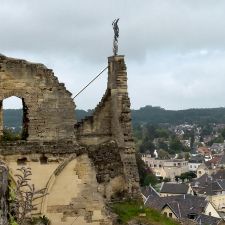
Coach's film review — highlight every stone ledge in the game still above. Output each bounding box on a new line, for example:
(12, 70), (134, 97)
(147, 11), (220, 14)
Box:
(0, 141), (86, 155)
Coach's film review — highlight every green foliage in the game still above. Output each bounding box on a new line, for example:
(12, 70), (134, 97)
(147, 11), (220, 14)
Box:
(9, 217), (19, 225)
(168, 137), (183, 154)
(213, 135), (224, 143)
(9, 185), (16, 201)
(111, 201), (144, 223)
(221, 128), (225, 139)
(183, 130), (195, 148)
(136, 153), (148, 186)
(2, 128), (21, 141)
(5, 107), (225, 132)
(30, 216), (50, 225)
(158, 141), (168, 151)
(139, 139), (155, 154)
(75, 109), (93, 121)
(136, 124), (171, 154)
(158, 149), (170, 159)
(133, 124), (143, 140)
(144, 124), (170, 140)
(184, 152), (190, 161)
(143, 174), (158, 187)
(3, 109), (23, 130)
(175, 171), (197, 182)
(201, 124), (213, 136)
(208, 134), (224, 145)
(111, 201), (179, 225)
(3, 109), (93, 126)
(135, 153), (159, 187)
(132, 106), (225, 125)
(155, 128), (169, 139)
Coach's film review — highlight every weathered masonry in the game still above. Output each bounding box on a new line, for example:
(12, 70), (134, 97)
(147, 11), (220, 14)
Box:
(0, 54), (76, 142)
(0, 54), (140, 225)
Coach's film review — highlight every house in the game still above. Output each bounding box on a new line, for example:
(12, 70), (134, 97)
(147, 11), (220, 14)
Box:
(218, 152), (225, 168)
(160, 182), (194, 197)
(188, 155), (204, 172)
(197, 147), (212, 161)
(196, 163), (211, 178)
(206, 155), (223, 169)
(204, 151), (225, 169)
(141, 185), (159, 202)
(195, 214), (225, 225)
(213, 169), (225, 180)
(141, 155), (188, 180)
(211, 143), (225, 154)
(191, 174), (225, 212)
(145, 194), (222, 224)
(161, 196), (220, 219)
(181, 139), (191, 148)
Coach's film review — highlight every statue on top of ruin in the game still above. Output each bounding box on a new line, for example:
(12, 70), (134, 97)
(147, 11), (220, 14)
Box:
(112, 18), (120, 56)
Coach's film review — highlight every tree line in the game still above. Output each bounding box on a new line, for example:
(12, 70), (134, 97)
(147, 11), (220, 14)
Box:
(4, 106), (225, 128)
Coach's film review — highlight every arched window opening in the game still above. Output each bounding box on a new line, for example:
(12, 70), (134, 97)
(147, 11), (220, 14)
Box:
(40, 155), (48, 164)
(0, 96), (29, 141)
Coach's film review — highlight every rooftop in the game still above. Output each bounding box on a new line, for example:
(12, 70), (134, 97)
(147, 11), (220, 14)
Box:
(160, 182), (190, 194)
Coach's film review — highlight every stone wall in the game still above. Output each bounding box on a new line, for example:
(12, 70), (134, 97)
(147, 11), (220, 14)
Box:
(75, 89), (112, 145)
(0, 54), (141, 224)
(1, 150), (112, 225)
(0, 140), (134, 201)
(0, 54), (76, 142)
(0, 162), (8, 225)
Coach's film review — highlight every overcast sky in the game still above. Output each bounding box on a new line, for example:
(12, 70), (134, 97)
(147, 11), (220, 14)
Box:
(1, 0), (225, 110)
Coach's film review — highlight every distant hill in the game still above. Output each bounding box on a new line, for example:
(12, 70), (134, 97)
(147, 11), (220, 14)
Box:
(131, 106), (225, 125)
(3, 109), (23, 128)
(3, 109), (92, 129)
(3, 106), (225, 129)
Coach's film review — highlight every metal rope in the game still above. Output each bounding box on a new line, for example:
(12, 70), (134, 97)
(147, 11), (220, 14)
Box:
(73, 66), (108, 99)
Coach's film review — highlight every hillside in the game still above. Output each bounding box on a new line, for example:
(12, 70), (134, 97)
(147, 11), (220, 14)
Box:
(111, 201), (179, 225)
(132, 105), (225, 125)
(4, 106), (225, 129)
(3, 109), (23, 128)
(2, 109), (92, 129)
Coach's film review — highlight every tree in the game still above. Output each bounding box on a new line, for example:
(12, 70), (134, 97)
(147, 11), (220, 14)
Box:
(158, 149), (170, 159)
(176, 171), (197, 182)
(221, 128), (225, 139)
(155, 128), (169, 139)
(135, 153), (148, 186)
(184, 152), (190, 161)
(201, 124), (213, 136)
(145, 124), (157, 140)
(143, 173), (158, 187)
(169, 136), (183, 154)
(135, 153), (158, 187)
(158, 141), (168, 151)
(2, 128), (21, 141)
(139, 139), (155, 154)
(209, 135), (224, 145)
(214, 134), (224, 143)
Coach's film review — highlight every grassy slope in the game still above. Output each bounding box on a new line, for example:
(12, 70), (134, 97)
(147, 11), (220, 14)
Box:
(111, 201), (179, 225)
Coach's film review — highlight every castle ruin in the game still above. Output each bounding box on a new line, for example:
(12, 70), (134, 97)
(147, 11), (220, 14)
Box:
(0, 54), (140, 224)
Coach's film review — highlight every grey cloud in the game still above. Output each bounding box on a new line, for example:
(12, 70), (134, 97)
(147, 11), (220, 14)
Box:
(128, 50), (225, 109)
(1, 0), (225, 110)
(1, 0), (225, 62)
